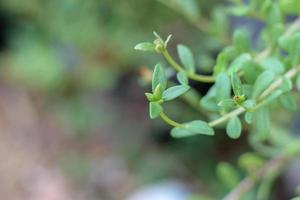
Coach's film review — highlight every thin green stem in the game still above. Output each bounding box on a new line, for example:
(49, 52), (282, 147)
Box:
(160, 112), (184, 128)
(162, 49), (215, 83)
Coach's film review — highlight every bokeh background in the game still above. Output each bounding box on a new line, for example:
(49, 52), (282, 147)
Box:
(0, 0), (299, 200)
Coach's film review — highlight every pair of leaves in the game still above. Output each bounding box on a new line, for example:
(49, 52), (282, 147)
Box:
(171, 120), (214, 138)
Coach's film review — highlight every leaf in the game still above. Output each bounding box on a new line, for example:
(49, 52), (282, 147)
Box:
(233, 30), (250, 53)
(231, 72), (243, 96)
(134, 42), (156, 52)
(279, 93), (297, 111)
(245, 112), (254, 124)
(260, 57), (284, 75)
(238, 152), (265, 174)
(145, 93), (154, 101)
(226, 116), (242, 139)
(177, 71), (188, 85)
(171, 120), (214, 138)
(228, 53), (251, 73)
(177, 44), (195, 73)
(184, 120), (214, 136)
(252, 70), (275, 98)
(296, 74), (300, 91)
(162, 85), (190, 101)
(218, 99), (236, 109)
(216, 73), (231, 102)
(216, 162), (240, 189)
(243, 99), (256, 110)
(280, 77), (293, 93)
(254, 107), (270, 140)
(152, 64), (167, 92)
(149, 102), (162, 119)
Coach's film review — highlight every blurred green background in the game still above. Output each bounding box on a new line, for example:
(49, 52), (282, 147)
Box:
(0, 0), (295, 200)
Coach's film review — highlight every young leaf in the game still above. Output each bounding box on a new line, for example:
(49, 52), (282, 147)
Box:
(177, 71), (188, 85)
(177, 44), (195, 73)
(280, 77), (293, 93)
(245, 112), (254, 124)
(162, 85), (190, 101)
(134, 42), (156, 52)
(216, 73), (231, 102)
(218, 99), (236, 109)
(279, 93), (297, 111)
(228, 53), (251, 73)
(145, 93), (154, 101)
(296, 74), (300, 91)
(252, 70), (275, 98)
(185, 120), (215, 136)
(149, 102), (163, 119)
(254, 107), (270, 140)
(152, 64), (167, 92)
(171, 127), (194, 138)
(260, 57), (284, 75)
(243, 99), (256, 111)
(216, 162), (240, 189)
(238, 152), (265, 174)
(231, 72), (243, 96)
(233, 30), (250, 53)
(226, 116), (242, 139)
(171, 120), (214, 138)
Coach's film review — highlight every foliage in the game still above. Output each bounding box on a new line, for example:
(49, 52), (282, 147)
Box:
(135, 0), (300, 199)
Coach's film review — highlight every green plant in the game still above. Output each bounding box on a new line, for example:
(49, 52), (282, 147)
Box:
(135, 0), (300, 199)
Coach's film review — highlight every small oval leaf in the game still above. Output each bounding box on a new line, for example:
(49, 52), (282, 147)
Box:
(177, 44), (195, 73)
(226, 116), (242, 139)
(162, 85), (190, 101)
(152, 64), (167, 92)
(149, 102), (163, 119)
(252, 70), (275, 98)
(134, 42), (156, 52)
(177, 71), (189, 85)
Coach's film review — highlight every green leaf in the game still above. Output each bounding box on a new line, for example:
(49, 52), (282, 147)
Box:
(171, 120), (214, 138)
(245, 112), (254, 124)
(134, 42), (156, 52)
(296, 74), (300, 91)
(145, 93), (154, 101)
(233, 30), (250, 53)
(252, 70), (275, 98)
(152, 64), (167, 92)
(280, 77), (293, 93)
(149, 102), (163, 119)
(226, 116), (242, 139)
(216, 162), (240, 189)
(280, 0), (300, 14)
(254, 107), (270, 140)
(184, 120), (214, 136)
(243, 99), (256, 110)
(260, 57), (284, 75)
(162, 85), (190, 101)
(177, 71), (188, 85)
(228, 53), (251, 73)
(238, 152), (265, 174)
(177, 44), (195, 73)
(231, 72), (243, 96)
(218, 99), (236, 109)
(279, 93), (297, 111)
(216, 73), (231, 102)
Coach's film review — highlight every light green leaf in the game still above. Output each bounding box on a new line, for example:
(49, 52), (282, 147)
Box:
(231, 72), (243, 96)
(260, 57), (284, 75)
(177, 71), (188, 85)
(252, 70), (275, 98)
(218, 99), (236, 109)
(228, 53), (251, 73)
(216, 162), (240, 189)
(296, 74), (300, 91)
(171, 120), (214, 138)
(280, 77), (293, 92)
(254, 107), (270, 140)
(245, 112), (254, 124)
(184, 120), (215, 136)
(243, 99), (256, 110)
(134, 42), (156, 52)
(226, 116), (242, 139)
(177, 44), (195, 73)
(152, 64), (167, 92)
(216, 73), (231, 102)
(238, 152), (265, 174)
(145, 93), (154, 101)
(233, 30), (250, 53)
(279, 93), (297, 111)
(162, 85), (190, 101)
(149, 102), (163, 119)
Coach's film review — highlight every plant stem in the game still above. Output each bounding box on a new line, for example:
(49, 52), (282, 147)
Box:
(162, 49), (215, 83)
(160, 111), (184, 128)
